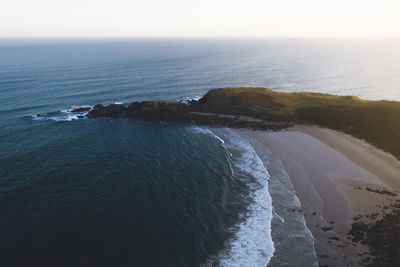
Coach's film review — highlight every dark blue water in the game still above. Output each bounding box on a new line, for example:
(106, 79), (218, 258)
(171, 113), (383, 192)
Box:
(1, 38), (400, 267)
(1, 120), (251, 267)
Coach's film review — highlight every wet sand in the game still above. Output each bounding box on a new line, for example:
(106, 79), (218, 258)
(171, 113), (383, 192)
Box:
(234, 126), (400, 266)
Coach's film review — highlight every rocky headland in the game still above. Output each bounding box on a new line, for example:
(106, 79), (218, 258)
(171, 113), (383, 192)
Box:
(84, 87), (400, 266)
(86, 87), (400, 160)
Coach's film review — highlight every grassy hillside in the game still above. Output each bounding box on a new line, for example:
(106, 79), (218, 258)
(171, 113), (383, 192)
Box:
(196, 87), (400, 159)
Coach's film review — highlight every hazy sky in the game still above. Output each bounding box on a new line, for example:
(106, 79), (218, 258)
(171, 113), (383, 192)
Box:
(1, 0), (399, 37)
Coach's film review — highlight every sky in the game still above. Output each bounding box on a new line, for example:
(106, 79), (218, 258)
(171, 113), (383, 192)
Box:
(0, 0), (399, 38)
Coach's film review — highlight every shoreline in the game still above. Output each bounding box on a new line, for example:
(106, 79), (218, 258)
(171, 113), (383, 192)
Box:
(234, 125), (400, 266)
(48, 85), (400, 265)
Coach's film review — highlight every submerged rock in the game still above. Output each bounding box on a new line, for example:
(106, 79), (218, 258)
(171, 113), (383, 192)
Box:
(71, 107), (92, 112)
(87, 103), (126, 118)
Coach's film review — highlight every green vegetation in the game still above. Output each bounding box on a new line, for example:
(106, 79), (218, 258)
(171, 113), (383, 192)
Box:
(196, 87), (400, 159)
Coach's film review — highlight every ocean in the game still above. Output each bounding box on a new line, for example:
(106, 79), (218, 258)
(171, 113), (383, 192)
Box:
(1, 38), (399, 267)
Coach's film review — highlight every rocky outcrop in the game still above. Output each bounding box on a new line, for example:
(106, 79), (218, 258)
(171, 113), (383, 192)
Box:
(71, 107), (92, 112)
(86, 99), (290, 130)
(87, 104), (126, 118)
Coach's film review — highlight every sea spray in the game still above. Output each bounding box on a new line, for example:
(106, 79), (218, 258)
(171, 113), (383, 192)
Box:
(32, 106), (92, 122)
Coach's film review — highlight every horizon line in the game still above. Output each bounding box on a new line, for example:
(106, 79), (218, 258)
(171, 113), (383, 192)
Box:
(1, 36), (400, 40)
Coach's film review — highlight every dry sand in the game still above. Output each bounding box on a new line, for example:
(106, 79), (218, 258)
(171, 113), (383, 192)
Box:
(234, 126), (400, 266)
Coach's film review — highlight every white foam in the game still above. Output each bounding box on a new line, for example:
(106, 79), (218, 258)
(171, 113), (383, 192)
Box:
(255, 143), (318, 266)
(32, 105), (92, 122)
(55, 113), (80, 121)
(199, 128), (275, 267)
(217, 129), (275, 267)
(180, 95), (202, 104)
(273, 210), (285, 224)
(32, 113), (80, 122)
(70, 105), (92, 110)
(189, 126), (225, 144)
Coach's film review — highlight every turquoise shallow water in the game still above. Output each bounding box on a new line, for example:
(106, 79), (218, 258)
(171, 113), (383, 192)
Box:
(1, 38), (399, 267)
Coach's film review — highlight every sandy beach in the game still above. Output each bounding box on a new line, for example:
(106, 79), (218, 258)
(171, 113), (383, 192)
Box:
(234, 126), (400, 266)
